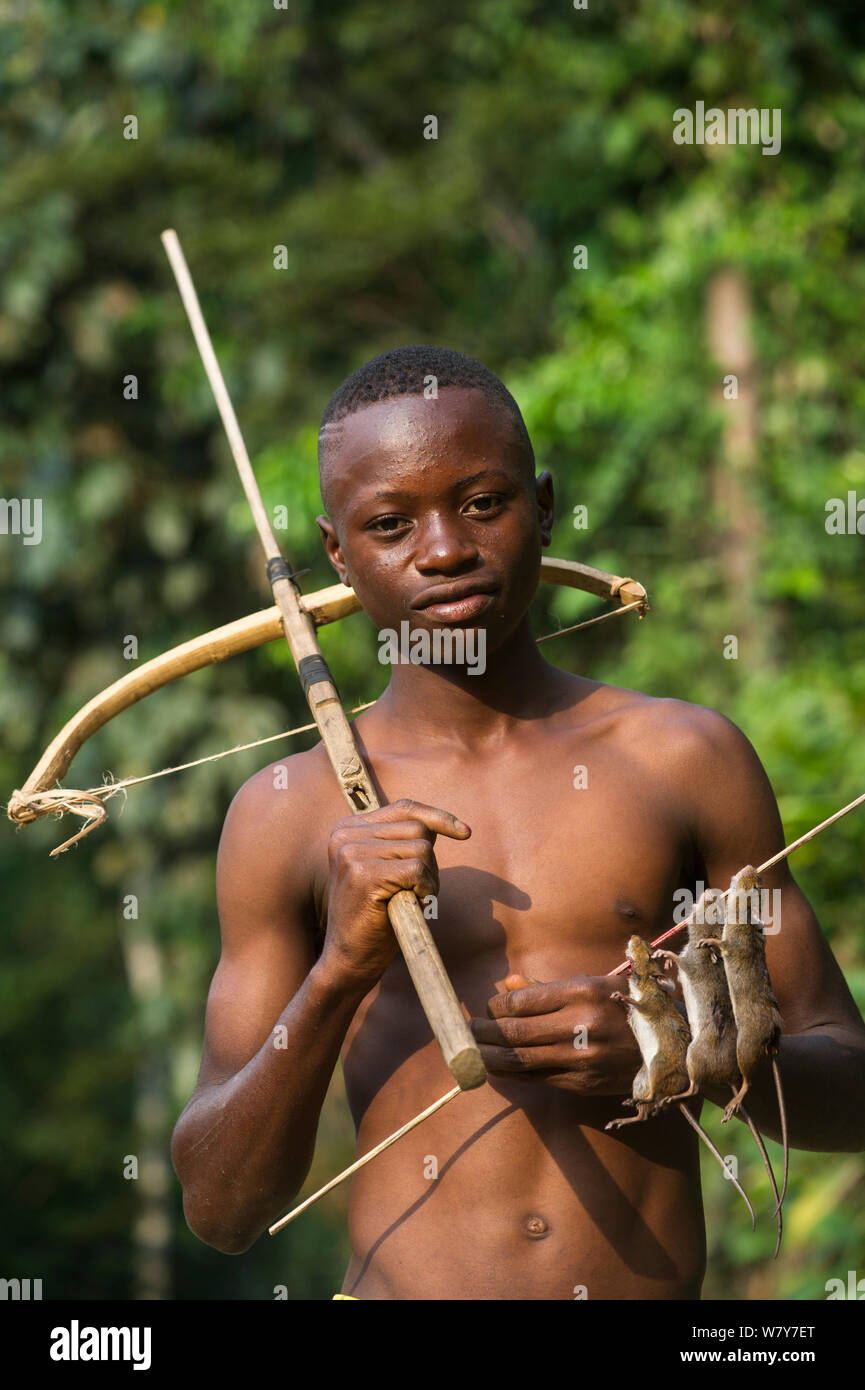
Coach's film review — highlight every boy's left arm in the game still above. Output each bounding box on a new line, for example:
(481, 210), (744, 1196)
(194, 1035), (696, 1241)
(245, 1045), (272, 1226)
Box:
(672, 704), (865, 1151)
(472, 703), (865, 1152)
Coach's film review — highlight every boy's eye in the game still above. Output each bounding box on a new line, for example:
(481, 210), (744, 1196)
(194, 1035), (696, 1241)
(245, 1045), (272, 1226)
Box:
(367, 493), (504, 532)
(464, 493), (503, 514)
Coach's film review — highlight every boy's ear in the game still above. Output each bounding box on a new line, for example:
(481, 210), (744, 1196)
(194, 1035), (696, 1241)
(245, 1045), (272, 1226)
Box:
(316, 513), (349, 586)
(535, 470), (554, 546)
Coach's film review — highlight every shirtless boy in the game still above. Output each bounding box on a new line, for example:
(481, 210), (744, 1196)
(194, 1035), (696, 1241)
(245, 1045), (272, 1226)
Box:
(171, 345), (865, 1300)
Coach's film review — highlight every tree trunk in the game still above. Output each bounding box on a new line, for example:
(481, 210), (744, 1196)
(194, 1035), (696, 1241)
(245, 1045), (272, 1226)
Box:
(119, 902), (172, 1301)
(705, 267), (772, 670)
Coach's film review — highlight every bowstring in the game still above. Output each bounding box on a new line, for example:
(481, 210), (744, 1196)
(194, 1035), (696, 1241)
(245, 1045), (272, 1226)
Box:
(15, 598), (644, 851)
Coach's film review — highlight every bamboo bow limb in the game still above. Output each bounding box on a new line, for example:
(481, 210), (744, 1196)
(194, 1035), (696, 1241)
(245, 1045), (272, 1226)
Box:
(6, 581), (359, 829)
(269, 786), (865, 1232)
(160, 229), (490, 1090)
(6, 558), (646, 839)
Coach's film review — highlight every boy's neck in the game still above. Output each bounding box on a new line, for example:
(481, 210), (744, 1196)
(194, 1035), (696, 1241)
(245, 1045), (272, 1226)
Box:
(370, 617), (586, 748)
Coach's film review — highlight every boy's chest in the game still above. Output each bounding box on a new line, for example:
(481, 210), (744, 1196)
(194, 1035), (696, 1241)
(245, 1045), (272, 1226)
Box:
(333, 731), (694, 985)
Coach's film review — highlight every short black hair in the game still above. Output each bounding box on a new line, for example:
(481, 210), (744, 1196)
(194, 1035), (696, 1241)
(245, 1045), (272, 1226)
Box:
(318, 344), (535, 507)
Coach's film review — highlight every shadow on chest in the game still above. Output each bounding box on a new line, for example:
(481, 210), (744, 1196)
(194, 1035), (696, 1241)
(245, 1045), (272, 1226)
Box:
(429, 788), (683, 969)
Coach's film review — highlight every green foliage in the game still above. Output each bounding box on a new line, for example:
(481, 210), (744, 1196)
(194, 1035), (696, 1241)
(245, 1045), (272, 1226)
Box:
(2, 0), (864, 1300)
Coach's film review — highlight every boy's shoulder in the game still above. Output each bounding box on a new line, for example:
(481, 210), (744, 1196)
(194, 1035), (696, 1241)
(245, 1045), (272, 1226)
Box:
(222, 739), (346, 853)
(578, 679), (744, 746)
(575, 681), (757, 791)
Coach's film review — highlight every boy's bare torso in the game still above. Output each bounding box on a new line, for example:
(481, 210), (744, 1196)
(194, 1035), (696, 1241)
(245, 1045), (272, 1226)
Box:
(174, 381), (865, 1299)
(292, 675), (706, 1300)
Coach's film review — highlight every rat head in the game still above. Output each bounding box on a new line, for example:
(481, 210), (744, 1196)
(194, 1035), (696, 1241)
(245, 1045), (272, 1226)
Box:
(315, 347), (553, 660)
(626, 935), (671, 987)
(726, 866), (763, 929)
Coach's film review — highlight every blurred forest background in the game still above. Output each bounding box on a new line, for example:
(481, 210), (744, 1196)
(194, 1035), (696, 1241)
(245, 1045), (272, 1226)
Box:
(2, 0), (864, 1301)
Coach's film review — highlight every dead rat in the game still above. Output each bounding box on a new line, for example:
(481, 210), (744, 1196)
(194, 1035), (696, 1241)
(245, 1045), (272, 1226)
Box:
(652, 887), (783, 1258)
(605, 934), (755, 1229)
(709, 866), (788, 1215)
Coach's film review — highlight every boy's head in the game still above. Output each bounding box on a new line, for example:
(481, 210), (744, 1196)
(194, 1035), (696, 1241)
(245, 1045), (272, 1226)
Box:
(317, 345), (535, 515)
(315, 344), (553, 646)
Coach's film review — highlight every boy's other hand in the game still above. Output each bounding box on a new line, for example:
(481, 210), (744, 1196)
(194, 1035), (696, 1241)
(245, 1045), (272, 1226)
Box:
(470, 972), (641, 1095)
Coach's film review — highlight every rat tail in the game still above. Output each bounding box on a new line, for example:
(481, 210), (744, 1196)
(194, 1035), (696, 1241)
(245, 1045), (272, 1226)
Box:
(677, 1103), (756, 1231)
(771, 1057), (789, 1214)
(739, 1098), (782, 1259)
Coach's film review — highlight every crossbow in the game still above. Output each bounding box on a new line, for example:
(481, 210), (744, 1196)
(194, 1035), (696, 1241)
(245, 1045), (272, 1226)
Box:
(6, 554), (648, 851)
(7, 228), (649, 1096)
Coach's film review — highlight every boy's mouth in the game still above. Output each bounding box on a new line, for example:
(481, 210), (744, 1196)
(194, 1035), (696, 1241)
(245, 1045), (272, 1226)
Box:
(411, 580), (499, 623)
(419, 592), (497, 622)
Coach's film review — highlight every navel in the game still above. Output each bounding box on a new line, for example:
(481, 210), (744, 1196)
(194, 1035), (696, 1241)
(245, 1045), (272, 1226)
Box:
(523, 1214), (551, 1239)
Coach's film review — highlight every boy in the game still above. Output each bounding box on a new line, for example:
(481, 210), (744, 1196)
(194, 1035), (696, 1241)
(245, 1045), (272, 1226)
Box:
(171, 345), (865, 1299)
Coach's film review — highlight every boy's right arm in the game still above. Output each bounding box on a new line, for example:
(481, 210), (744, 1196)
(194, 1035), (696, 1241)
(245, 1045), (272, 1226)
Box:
(171, 767), (469, 1254)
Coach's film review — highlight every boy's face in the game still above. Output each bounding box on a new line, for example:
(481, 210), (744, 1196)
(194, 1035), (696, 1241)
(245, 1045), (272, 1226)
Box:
(317, 386), (554, 645)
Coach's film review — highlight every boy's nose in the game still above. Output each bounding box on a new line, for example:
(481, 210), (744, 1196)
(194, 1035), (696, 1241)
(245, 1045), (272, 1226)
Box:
(414, 515), (480, 572)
